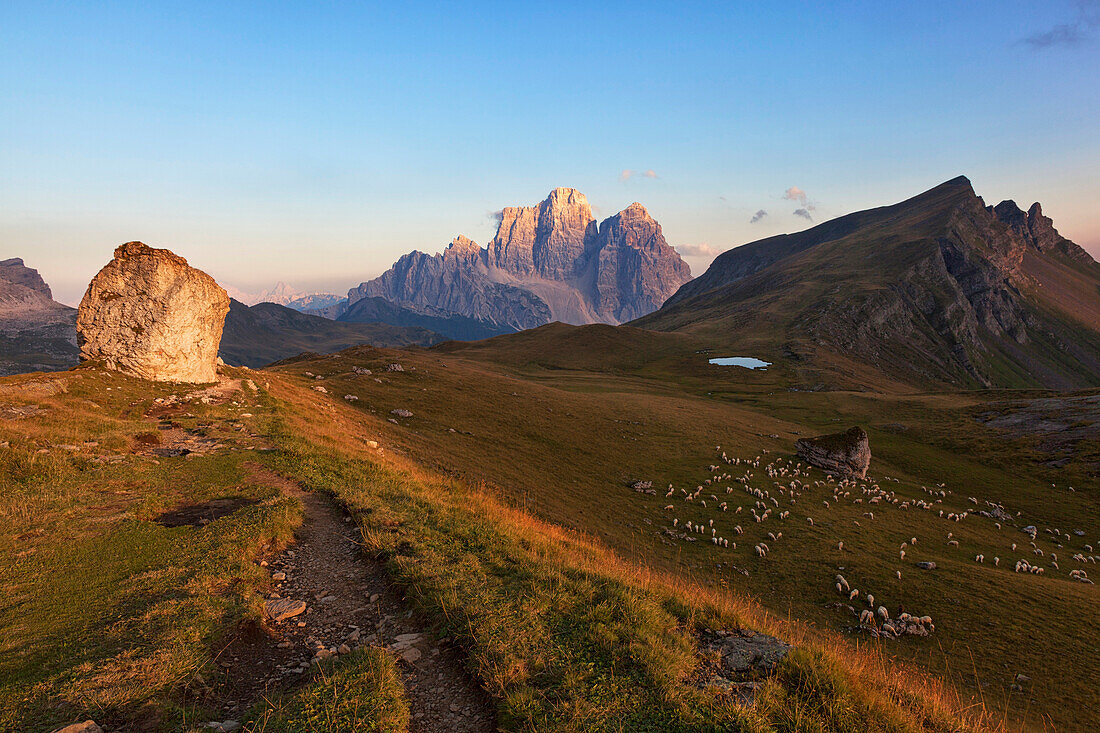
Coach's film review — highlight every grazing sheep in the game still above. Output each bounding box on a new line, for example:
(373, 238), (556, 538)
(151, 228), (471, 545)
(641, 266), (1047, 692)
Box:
(896, 570), (902, 580)
(838, 541), (844, 551)
(867, 593), (875, 607)
(859, 609), (874, 626)
(877, 606), (888, 621)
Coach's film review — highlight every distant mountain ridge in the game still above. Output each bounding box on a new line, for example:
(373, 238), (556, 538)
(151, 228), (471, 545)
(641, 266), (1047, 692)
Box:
(0, 258), (79, 375)
(345, 188), (692, 335)
(229, 281), (346, 313)
(0, 259), (440, 374)
(640, 176), (1100, 390)
(218, 299), (441, 367)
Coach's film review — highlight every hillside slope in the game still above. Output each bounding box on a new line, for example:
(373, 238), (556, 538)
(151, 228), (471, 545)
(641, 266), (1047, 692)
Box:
(639, 177), (1100, 390)
(219, 299), (441, 367)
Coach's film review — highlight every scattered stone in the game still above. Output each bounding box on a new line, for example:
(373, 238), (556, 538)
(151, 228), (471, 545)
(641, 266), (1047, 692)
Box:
(313, 386), (328, 393)
(705, 630), (790, 678)
(390, 409), (413, 418)
(263, 598), (307, 622)
(344, 394), (359, 401)
(271, 571), (286, 581)
(385, 363), (404, 372)
(51, 722), (103, 733)
(916, 561), (937, 570)
(795, 426), (871, 479)
(352, 366), (372, 375)
(76, 242), (229, 383)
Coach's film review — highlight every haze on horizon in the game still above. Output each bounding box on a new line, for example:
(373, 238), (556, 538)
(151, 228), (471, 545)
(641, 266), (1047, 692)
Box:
(2, 1), (1098, 306)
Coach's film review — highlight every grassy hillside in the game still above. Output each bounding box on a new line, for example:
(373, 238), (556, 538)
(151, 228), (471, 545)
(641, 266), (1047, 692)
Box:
(638, 178), (1100, 391)
(274, 330), (1097, 732)
(0, 359), (1013, 732)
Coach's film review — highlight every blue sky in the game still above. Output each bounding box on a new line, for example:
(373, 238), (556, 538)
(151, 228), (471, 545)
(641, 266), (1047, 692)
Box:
(2, 1), (1098, 304)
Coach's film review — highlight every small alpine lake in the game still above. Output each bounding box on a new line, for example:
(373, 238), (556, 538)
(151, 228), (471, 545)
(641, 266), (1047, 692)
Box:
(708, 356), (772, 370)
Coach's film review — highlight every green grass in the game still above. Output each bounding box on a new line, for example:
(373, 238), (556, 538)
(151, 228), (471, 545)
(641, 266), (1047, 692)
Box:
(243, 649), (409, 733)
(258, 371), (995, 733)
(272, 339), (1097, 732)
(0, 370), (302, 731)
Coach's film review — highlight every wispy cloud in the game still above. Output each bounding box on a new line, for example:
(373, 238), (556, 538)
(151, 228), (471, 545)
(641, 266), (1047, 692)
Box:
(487, 209), (504, 224)
(620, 169), (659, 182)
(1021, 1), (1099, 48)
(783, 186), (808, 206)
(749, 209), (768, 224)
(793, 208), (813, 221)
(676, 242), (724, 258)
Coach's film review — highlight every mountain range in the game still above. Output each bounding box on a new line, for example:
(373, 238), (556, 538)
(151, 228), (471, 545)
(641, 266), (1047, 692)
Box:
(639, 176), (1100, 390)
(336, 188), (692, 339)
(0, 260), (440, 373)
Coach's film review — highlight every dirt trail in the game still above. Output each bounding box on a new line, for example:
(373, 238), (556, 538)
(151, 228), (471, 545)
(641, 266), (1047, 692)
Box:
(210, 466), (497, 731)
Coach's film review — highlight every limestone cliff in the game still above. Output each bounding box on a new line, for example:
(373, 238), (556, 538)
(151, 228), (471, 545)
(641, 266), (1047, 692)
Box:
(347, 189), (691, 334)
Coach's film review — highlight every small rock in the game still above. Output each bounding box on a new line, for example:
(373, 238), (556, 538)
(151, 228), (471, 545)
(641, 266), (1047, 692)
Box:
(795, 427), (871, 479)
(390, 408), (413, 418)
(401, 647), (422, 663)
(386, 363), (404, 372)
(271, 571), (286, 581)
(916, 561), (937, 570)
(263, 598), (307, 622)
(51, 722), (103, 733)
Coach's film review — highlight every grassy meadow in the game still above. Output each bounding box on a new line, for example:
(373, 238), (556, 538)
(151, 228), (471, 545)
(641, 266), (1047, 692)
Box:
(0, 330), (1094, 731)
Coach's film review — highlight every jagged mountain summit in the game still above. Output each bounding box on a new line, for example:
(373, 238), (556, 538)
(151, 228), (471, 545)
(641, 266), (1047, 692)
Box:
(230, 281), (346, 313)
(0, 258), (79, 375)
(638, 176), (1100, 390)
(342, 188), (692, 337)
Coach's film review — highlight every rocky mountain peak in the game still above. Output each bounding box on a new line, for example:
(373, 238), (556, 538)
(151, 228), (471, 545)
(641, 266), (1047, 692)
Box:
(615, 202), (653, 223)
(0, 257), (54, 299)
(349, 188), (691, 333)
(446, 235), (480, 255)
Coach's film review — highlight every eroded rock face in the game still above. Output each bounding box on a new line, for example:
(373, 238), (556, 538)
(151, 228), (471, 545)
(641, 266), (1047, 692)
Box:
(77, 242), (229, 383)
(795, 426), (871, 479)
(346, 188), (691, 332)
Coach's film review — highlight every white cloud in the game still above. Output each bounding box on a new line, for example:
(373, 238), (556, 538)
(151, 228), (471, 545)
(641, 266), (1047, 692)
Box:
(620, 169), (658, 182)
(676, 242), (724, 258)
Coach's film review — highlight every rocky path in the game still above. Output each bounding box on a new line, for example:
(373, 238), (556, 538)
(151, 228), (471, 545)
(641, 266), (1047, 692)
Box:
(212, 466), (496, 732)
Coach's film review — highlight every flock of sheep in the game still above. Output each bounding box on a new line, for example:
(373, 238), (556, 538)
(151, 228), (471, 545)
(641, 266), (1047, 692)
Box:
(650, 443), (1097, 639)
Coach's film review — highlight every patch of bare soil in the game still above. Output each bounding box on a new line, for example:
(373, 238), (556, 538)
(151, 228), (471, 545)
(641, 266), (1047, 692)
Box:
(154, 498), (260, 528)
(207, 467), (496, 732)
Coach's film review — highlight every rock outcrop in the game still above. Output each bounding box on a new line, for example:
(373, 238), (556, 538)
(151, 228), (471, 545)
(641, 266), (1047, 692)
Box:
(0, 258), (79, 375)
(796, 427), (871, 479)
(344, 188), (691, 335)
(77, 242), (230, 383)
